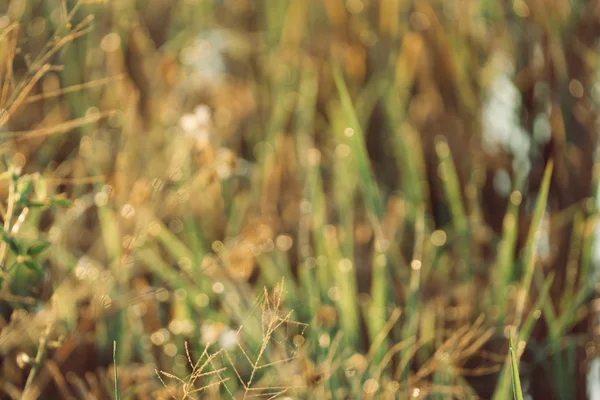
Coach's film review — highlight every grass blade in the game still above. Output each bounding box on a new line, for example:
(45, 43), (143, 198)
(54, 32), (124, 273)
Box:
(515, 160), (554, 327)
(333, 66), (389, 361)
(113, 341), (120, 400)
(435, 135), (471, 278)
(509, 330), (524, 400)
(332, 66), (384, 222)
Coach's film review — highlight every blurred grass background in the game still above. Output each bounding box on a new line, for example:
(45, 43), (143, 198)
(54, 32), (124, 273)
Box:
(0, 0), (599, 398)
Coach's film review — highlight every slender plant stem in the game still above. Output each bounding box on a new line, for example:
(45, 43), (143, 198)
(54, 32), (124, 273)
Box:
(23, 324), (53, 392)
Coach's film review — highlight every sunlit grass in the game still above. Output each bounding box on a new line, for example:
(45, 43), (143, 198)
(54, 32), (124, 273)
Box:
(0, 0), (597, 398)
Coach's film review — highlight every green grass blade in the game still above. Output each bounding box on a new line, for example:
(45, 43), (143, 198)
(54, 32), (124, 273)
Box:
(493, 272), (554, 399)
(332, 66), (384, 221)
(435, 136), (470, 278)
(494, 180), (525, 318)
(515, 160), (553, 327)
(294, 67), (321, 319)
(333, 66), (388, 358)
(113, 341), (120, 400)
(509, 330), (524, 400)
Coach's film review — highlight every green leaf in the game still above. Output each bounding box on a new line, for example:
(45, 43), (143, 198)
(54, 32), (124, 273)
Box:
(27, 240), (52, 257)
(51, 196), (73, 207)
(22, 259), (44, 275)
(16, 179), (33, 204)
(2, 232), (23, 255)
(27, 201), (49, 208)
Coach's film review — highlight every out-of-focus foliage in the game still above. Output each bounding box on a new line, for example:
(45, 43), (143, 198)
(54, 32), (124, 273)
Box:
(0, 0), (599, 398)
